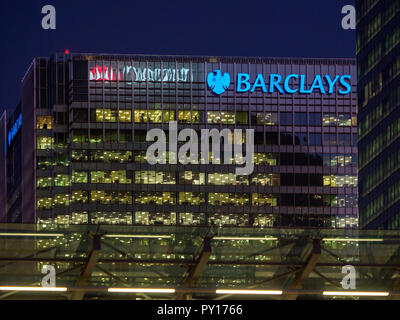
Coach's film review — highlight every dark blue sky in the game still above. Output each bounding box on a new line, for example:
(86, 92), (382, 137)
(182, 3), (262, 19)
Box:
(0, 0), (355, 114)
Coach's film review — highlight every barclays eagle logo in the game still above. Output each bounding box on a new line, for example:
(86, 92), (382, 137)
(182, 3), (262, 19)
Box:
(207, 70), (230, 95)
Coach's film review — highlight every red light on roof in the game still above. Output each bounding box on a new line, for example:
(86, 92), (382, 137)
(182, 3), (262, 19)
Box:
(65, 50), (70, 54)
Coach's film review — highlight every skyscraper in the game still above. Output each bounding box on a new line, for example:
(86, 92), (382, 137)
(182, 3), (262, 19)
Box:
(0, 53), (358, 228)
(357, 0), (400, 229)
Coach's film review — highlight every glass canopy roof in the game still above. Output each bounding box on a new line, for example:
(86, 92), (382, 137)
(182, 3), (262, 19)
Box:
(0, 223), (399, 300)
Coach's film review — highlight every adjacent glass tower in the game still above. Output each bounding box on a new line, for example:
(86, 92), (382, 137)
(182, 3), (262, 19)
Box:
(1, 53), (358, 228)
(357, 0), (400, 228)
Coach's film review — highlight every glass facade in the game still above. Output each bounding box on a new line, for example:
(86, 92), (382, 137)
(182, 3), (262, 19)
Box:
(357, 0), (400, 229)
(3, 53), (357, 228)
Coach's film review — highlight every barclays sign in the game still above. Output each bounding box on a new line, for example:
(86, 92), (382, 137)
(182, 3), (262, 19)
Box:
(207, 70), (352, 95)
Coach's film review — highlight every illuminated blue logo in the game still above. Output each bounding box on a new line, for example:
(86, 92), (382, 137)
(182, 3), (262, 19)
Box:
(207, 70), (231, 95)
(8, 113), (22, 146)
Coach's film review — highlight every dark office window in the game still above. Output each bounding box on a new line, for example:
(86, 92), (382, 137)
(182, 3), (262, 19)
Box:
(280, 112), (292, 126)
(310, 194), (324, 207)
(338, 133), (351, 146)
(281, 194), (295, 206)
(295, 113), (307, 126)
(294, 133), (308, 146)
(324, 133), (336, 145)
(134, 130), (147, 143)
(105, 130), (118, 143)
(309, 133), (322, 145)
(266, 132), (278, 144)
(295, 174), (308, 186)
(309, 174), (323, 186)
(294, 153), (308, 165)
(73, 109), (88, 122)
(352, 133), (358, 145)
(280, 153), (294, 165)
(254, 132), (264, 144)
(280, 133), (293, 145)
(280, 173), (294, 186)
(309, 113), (322, 126)
(309, 153), (323, 166)
(120, 130), (132, 143)
(295, 194), (308, 206)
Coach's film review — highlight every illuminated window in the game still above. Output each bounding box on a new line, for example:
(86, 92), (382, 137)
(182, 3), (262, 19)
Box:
(55, 215), (70, 225)
(135, 212), (176, 225)
(134, 110), (170, 123)
(178, 110), (201, 123)
(37, 177), (52, 189)
(72, 212), (89, 224)
(37, 137), (54, 149)
(134, 150), (174, 164)
(323, 114), (337, 126)
(36, 116), (53, 129)
(252, 194), (278, 206)
(71, 191), (88, 203)
(54, 152), (70, 166)
(209, 213), (249, 226)
(90, 129), (103, 143)
(253, 214), (276, 227)
(252, 112), (278, 125)
(253, 153), (279, 166)
(37, 156), (52, 170)
(91, 212), (132, 225)
(338, 114), (352, 126)
(251, 173), (280, 186)
(91, 170), (132, 184)
(208, 193), (249, 206)
(73, 130), (88, 143)
(92, 150), (132, 163)
(37, 197), (52, 210)
(134, 192), (176, 205)
(91, 191), (132, 204)
(178, 213), (205, 225)
(179, 192), (205, 205)
(95, 109), (117, 122)
(323, 175), (358, 187)
(54, 174), (70, 187)
(134, 171), (175, 184)
(163, 110), (175, 122)
(72, 150), (88, 161)
(118, 110), (132, 122)
(208, 173), (248, 185)
(207, 111), (235, 124)
(53, 194), (69, 207)
(178, 171), (205, 185)
(72, 171), (88, 183)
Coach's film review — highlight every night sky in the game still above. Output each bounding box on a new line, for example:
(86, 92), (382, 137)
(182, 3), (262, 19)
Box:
(0, 0), (355, 115)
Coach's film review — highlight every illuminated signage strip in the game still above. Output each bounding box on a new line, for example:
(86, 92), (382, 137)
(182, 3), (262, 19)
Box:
(89, 66), (191, 82)
(207, 70), (352, 95)
(7, 114), (22, 146)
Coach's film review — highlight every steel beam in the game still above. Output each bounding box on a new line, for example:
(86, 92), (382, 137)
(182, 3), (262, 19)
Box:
(177, 237), (211, 300)
(282, 239), (321, 300)
(70, 236), (101, 300)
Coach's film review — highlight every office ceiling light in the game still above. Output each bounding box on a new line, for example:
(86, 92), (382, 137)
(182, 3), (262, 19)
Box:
(0, 286), (67, 292)
(323, 291), (389, 296)
(213, 236), (278, 241)
(322, 238), (384, 242)
(0, 233), (64, 237)
(104, 234), (171, 239)
(216, 289), (283, 295)
(108, 288), (175, 293)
